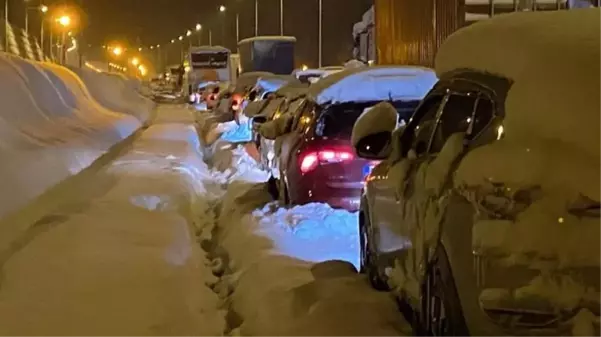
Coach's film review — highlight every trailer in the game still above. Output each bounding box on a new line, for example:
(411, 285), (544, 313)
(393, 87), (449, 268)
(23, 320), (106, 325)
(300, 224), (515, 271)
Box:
(357, 0), (595, 67)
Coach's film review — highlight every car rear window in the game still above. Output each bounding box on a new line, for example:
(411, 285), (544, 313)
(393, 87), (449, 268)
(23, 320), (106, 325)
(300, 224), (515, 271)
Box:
(315, 100), (421, 138)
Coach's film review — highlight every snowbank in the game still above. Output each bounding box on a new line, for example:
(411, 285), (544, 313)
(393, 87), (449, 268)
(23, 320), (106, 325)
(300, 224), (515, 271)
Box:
(211, 158), (408, 335)
(0, 54), (148, 222)
(0, 114), (224, 335)
(71, 67), (154, 122)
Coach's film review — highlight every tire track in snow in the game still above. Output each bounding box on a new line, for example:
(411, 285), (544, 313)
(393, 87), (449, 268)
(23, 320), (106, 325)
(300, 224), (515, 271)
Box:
(196, 189), (244, 336)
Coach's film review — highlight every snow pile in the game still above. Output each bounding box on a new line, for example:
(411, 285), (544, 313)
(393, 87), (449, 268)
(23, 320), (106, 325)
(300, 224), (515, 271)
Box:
(0, 110), (224, 335)
(71, 66), (154, 122)
(0, 54), (144, 222)
(214, 176), (408, 335)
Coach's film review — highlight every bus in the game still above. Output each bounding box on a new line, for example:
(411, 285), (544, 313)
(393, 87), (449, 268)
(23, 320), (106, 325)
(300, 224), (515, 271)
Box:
(185, 46), (232, 95)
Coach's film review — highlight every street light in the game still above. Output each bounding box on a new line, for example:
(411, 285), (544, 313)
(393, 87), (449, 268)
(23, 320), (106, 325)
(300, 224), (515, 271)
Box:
(40, 4), (48, 13)
(186, 29), (192, 37)
(171, 39), (175, 43)
(178, 35), (183, 41)
(195, 23), (202, 31)
(112, 46), (122, 56)
(131, 57), (139, 66)
(219, 5), (226, 12)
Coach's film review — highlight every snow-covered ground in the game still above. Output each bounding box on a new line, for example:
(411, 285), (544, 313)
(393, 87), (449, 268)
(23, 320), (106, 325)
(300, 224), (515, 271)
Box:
(0, 105), (408, 335)
(0, 105), (224, 335)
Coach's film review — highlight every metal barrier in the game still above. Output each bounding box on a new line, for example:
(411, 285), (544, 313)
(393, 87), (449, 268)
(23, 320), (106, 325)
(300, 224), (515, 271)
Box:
(1, 19), (51, 62)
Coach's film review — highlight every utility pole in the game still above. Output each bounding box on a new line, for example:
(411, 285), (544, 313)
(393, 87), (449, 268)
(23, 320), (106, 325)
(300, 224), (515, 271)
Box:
(318, 0), (322, 67)
(254, 0), (258, 36)
(279, 0), (283, 35)
(235, 12), (239, 43)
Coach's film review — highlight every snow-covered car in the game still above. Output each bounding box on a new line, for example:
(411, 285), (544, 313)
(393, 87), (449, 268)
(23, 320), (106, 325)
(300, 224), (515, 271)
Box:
(352, 8), (600, 336)
(264, 65), (437, 210)
(252, 81), (309, 173)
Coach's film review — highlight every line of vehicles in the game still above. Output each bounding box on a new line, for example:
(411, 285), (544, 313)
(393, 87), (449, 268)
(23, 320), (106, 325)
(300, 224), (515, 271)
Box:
(181, 9), (599, 336)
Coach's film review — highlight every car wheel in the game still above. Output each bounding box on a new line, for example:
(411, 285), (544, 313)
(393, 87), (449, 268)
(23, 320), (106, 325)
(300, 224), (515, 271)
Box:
(420, 247), (468, 336)
(359, 210), (389, 291)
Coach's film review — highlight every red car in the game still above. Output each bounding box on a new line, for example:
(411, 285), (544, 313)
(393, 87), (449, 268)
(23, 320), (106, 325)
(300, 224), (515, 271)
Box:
(273, 66), (437, 211)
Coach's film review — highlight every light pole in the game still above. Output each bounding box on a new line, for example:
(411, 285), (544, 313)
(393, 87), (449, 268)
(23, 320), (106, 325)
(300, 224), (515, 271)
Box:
(39, 5), (48, 47)
(279, 0), (283, 35)
(178, 35), (183, 63)
(254, 0), (258, 36)
(235, 12), (239, 43)
(186, 29), (192, 48)
(219, 5), (226, 47)
(208, 30), (212, 46)
(57, 15), (71, 64)
(195, 23), (202, 45)
(318, 0), (322, 67)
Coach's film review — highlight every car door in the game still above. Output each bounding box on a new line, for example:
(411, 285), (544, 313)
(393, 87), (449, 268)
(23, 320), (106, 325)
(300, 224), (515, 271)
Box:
(368, 94), (447, 255)
(393, 85), (499, 297)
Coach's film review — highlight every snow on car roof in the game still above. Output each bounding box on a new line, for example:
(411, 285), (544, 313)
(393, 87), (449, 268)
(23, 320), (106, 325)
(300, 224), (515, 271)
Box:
(307, 65), (437, 105)
(255, 75), (298, 93)
(436, 8), (600, 159)
(238, 36), (297, 45)
(190, 45), (230, 52)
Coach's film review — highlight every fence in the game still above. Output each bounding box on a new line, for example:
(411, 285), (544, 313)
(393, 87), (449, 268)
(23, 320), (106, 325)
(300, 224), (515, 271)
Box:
(1, 19), (51, 62)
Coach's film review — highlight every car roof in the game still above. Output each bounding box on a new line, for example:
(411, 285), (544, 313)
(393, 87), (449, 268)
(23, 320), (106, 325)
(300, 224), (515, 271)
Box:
(435, 8), (600, 159)
(306, 65), (437, 105)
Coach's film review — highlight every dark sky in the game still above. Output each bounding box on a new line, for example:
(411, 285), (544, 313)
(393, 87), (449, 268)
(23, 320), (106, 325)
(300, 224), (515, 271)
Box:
(9, 0), (372, 68)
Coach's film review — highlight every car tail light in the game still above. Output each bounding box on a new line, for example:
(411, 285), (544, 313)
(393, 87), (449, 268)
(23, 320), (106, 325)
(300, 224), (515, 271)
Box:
(299, 148), (355, 174)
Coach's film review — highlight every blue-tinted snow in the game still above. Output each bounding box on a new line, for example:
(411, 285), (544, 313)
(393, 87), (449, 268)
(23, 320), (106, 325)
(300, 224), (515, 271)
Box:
(307, 65), (438, 105)
(251, 202), (360, 270)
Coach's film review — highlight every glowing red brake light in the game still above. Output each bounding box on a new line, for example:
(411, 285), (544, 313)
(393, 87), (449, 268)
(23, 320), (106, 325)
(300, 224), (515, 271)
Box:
(299, 149), (355, 174)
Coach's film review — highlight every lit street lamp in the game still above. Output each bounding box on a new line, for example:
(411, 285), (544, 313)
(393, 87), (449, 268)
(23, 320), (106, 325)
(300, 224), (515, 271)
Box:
(195, 23), (202, 45)
(55, 15), (71, 65)
(112, 46), (123, 56)
(131, 57), (139, 66)
(186, 29), (192, 37)
(219, 5), (226, 12)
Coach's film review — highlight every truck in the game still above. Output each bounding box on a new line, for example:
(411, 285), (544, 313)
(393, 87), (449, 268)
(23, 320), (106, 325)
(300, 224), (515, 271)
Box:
(355, 0), (586, 67)
(237, 36), (296, 75)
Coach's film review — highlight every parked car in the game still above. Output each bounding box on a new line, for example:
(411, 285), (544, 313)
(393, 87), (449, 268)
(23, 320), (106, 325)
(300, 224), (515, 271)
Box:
(352, 8), (600, 336)
(252, 82), (309, 174)
(260, 66), (437, 210)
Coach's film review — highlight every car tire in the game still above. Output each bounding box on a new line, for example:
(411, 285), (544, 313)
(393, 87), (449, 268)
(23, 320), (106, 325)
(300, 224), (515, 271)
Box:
(420, 246), (469, 336)
(359, 209), (389, 291)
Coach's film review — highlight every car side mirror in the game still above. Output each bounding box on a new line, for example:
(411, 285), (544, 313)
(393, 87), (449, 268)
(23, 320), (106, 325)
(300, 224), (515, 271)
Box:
(253, 115), (267, 124)
(355, 131), (392, 159)
(351, 101), (398, 160)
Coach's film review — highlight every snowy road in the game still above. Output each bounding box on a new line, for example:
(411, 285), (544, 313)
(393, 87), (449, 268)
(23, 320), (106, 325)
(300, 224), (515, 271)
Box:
(0, 105), (407, 335)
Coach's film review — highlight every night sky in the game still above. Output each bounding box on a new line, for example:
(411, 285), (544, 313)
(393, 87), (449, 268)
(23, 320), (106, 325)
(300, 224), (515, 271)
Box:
(8, 0), (372, 68)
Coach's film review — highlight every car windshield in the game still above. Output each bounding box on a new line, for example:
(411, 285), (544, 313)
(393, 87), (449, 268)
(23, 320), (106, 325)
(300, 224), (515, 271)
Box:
(316, 100), (420, 139)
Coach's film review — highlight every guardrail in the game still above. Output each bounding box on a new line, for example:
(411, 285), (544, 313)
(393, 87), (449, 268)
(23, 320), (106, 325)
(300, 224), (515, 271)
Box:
(1, 19), (51, 62)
